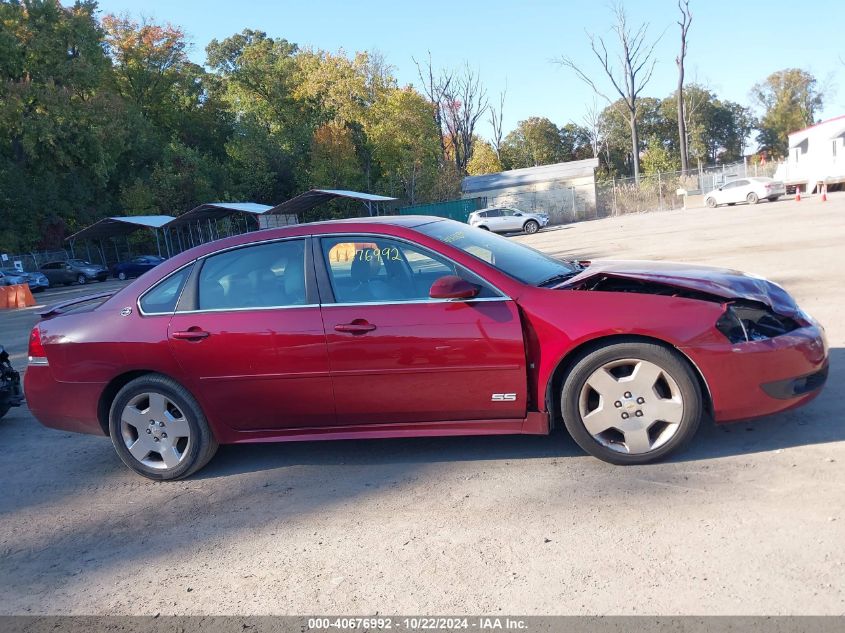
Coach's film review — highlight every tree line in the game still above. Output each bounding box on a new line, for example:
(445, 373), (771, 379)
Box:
(0, 0), (828, 253)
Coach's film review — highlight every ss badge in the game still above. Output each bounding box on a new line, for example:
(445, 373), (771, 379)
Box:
(491, 393), (517, 402)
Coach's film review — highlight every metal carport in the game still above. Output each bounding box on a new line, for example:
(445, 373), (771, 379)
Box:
(268, 189), (397, 218)
(65, 215), (174, 264)
(163, 202), (278, 253)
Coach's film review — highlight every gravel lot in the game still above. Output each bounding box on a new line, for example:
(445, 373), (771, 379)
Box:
(1, 195), (843, 615)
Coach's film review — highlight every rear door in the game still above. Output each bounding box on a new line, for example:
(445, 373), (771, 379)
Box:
(166, 237), (336, 431)
(316, 234), (527, 426)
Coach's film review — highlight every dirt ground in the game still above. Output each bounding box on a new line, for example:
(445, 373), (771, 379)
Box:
(0, 194), (843, 615)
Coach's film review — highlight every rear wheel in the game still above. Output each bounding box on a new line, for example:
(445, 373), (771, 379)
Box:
(560, 341), (702, 465)
(705, 197), (717, 209)
(76, 274), (86, 285)
(109, 374), (218, 480)
(747, 192), (759, 205)
(117, 271), (127, 281)
(523, 220), (540, 234)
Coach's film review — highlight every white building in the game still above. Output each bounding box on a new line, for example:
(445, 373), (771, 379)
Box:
(774, 115), (845, 192)
(461, 158), (599, 224)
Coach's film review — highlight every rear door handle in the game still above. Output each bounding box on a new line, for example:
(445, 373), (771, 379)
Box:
(172, 329), (210, 340)
(334, 321), (376, 334)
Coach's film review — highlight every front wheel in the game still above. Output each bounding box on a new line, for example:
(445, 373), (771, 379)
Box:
(117, 271), (127, 281)
(747, 192), (759, 205)
(76, 274), (86, 285)
(705, 197), (717, 209)
(560, 341), (702, 465)
(523, 220), (540, 234)
(767, 196), (780, 202)
(109, 374), (218, 480)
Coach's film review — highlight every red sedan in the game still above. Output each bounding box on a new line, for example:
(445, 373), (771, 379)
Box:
(25, 217), (829, 479)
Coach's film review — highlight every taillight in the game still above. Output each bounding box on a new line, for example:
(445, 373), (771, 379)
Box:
(28, 326), (48, 365)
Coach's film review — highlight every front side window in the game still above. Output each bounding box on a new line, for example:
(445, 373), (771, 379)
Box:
(140, 265), (193, 315)
(321, 236), (496, 304)
(198, 239), (307, 310)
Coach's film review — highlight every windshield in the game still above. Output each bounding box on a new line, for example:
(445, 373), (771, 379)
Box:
(417, 219), (578, 286)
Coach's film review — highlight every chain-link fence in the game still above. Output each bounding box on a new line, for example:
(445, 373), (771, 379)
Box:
(596, 160), (782, 218)
(1, 249), (74, 273)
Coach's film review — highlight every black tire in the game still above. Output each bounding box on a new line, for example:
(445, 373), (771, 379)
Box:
(767, 196), (780, 202)
(747, 192), (759, 205)
(108, 374), (218, 480)
(523, 220), (540, 234)
(76, 274), (86, 285)
(478, 225), (490, 231)
(560, 340), (702, 465)
(0, 403), (10, 420)
(705, 197), (717, 209)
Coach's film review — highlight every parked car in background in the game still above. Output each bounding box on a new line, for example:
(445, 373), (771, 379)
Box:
(1, 268), (49, 292)
(705, 177), (786, 208)
(468, 207), (549, 234)
(0, 269), (28, 287)
(111, 255), (165, 281)
(40, 259), (108, 285)
(25, 217), (827, 480)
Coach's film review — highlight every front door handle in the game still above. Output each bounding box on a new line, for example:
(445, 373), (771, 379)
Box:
(334, 320), (376, 334)
(172, 328), (210, 341)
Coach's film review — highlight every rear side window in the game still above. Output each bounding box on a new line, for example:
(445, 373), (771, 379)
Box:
(198, 239), (307, 310)
(139, 265), (192, 315)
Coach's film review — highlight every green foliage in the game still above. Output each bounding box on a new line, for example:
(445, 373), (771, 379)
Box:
(466, 140), (502, 176)
(641, 136), (680, 175)
(752, 69), (824, 157)
(0, 4), (823, 254)
(500, 117), (593, 170)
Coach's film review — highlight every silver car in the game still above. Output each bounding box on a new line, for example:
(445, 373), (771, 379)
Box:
(705, 177), (786, 208)
(468, 207), (549, 234)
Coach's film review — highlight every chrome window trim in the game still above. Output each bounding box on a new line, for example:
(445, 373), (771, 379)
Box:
(174, 303), (321, 315)
(315, 231), (512, 301)
(139, 232), (514, 316)
(136, 261), (196, 317)
(322, 297), (511, 309)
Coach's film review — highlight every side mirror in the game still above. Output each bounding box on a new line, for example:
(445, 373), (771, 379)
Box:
(429, 275), (479, 300)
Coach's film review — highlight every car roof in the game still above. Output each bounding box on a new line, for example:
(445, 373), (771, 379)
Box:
(304, 215), (441, 228)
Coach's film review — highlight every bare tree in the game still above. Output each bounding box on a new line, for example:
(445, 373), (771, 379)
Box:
(676, 0), (692, 172)
(557, 2), (662, 182)
(489, 84), (507, 160)
(581, 98), (603, 159)
(413, 52), (453, 163)
(442, 64), (489, 174)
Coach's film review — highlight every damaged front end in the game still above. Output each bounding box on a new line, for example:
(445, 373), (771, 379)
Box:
(714, 301), (802, 344)
(561, 261), (808, 345)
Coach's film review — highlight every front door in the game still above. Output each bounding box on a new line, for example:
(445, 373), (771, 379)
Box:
(167, 237), (336, 432)
(317, 235), (527, 426)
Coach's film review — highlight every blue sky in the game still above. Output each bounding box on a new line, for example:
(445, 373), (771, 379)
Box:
(91, 0), (843, 139)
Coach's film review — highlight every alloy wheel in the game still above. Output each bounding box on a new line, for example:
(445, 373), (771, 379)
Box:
(578, 358), (684, 455)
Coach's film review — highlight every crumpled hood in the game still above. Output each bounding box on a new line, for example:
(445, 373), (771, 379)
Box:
(560, 260), (800, 316)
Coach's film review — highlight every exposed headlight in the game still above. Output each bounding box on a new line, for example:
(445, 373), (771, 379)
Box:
(716, 302), (801, 344)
